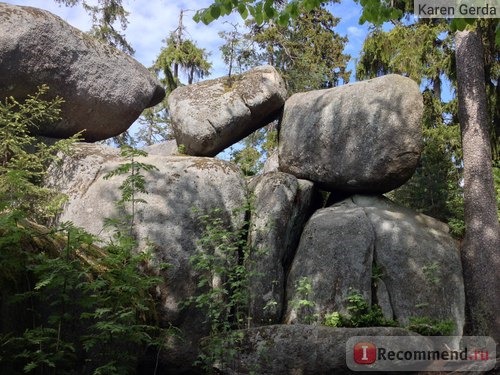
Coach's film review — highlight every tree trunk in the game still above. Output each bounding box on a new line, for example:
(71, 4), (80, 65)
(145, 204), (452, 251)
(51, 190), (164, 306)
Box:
(455, 30), (500, 343)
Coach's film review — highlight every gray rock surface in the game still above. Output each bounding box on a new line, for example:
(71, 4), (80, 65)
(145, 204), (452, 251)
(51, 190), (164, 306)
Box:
(0, 3), (164, 141)
(351, 195), (465, 331)
(262, 150), (279, 173)
(46, 143), (247, 370)
(224, 325), (425, 374)
(168, 65), (287, 156)
(285, 195), (464, 335)
(284, 199), (374, 324)
(278, 74), (423, 193)
(247, 172), (317, 325)
(142, 140), (179, 156)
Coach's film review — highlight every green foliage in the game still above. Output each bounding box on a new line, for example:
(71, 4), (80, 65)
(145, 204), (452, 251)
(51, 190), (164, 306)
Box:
(294, 277), (315, 309)
(327, 290), (397, 328)
(322, 290), (397, 328)
(356, 0), (406, 26)
(187, 205), (253, 372)
(322, 291), (455, 336)
(323, 311), (342, 327)
(135, 106), (173, 146)
(2, 223), (167, 374)
(356, 22), (453, 83)
(354, 0), (499, 46)
(177, 144), (187, 155)
(494, 162), (500, 218)
(290, 277), (317, 324)
(194, 0), (329, 26)
(0, 85), (80, 221)
(249, 4), (350, 93)
(154, 36), (212, 86)
(231, 145), (263, 176)
(406, 316), (455, 336)
(229, 125), (277, 176)
(218, 22), (258, 77)
(290, 283), (397, 329)
(0, 92), (169, 373)
(103, 145), (159, 235)
(54, 0), (134, 54)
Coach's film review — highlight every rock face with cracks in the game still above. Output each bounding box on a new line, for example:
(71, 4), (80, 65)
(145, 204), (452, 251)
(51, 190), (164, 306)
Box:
(168, 65), (287, 156)
(285, 195), (465, 335)
(247, 172), (318, 325)
(278, 74), (423, 193)
(0, 3), (165, 141)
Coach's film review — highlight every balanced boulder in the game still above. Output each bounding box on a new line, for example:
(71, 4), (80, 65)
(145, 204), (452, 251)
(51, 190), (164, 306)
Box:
(0, 3), (165, 141)
(279, 74), (423, 193)
(168, 65), (287, 156)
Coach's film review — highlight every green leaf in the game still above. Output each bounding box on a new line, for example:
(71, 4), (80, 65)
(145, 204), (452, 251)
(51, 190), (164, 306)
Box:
(237, 3), (248, 19)
(193, 11), (202, 23)
(200, 9), (215, 25)
(450, 18), (466, 32)
(34, 274), (55, 290)
(264, 0), (274, 19)
(289, 2), (299, 19)
(210, 4), (222, 19)
(220, 0), (232, 15)
(389, 8), (402, 20)
(24, 362), (38, 372)
(254, 2), (264, 25)
(303, 0), (321, 12)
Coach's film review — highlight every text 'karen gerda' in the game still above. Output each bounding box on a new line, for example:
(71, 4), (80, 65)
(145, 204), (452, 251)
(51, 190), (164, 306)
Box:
(415, 1), (499, 18)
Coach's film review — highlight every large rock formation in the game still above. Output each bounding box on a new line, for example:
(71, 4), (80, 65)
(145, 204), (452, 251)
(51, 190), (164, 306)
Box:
(247, 172), (318, 325)
(278, 74), (423, 193)
(285, 195), (465, 335)
(224, 325), (427, 374)
(0, 3), (164, 141)
(46, 143), (247, 370)
(4, 16), (473, 370)
(168, 65), (287, 156)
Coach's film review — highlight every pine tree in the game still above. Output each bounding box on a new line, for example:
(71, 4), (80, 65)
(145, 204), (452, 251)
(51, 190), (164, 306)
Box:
(248, 4), (350, 93)
(54, 0), (133, 54)
(220, 3), (350, 174)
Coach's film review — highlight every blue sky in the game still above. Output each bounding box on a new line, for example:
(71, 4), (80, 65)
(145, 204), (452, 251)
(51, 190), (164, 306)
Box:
(8, 0), (370, 83)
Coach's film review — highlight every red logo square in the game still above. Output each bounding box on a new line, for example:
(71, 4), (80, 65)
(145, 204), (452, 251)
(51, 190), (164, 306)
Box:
(353, 342), (377, 364)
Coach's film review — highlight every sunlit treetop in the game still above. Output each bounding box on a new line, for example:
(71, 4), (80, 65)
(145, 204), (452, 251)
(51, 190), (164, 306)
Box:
(194, 0), (328, 26)
(194, 0), (499, 45)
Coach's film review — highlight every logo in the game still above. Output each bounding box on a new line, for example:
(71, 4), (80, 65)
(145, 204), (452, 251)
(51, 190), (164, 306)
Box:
(353, 342), (377, 364)
(346, 336), (496, 372)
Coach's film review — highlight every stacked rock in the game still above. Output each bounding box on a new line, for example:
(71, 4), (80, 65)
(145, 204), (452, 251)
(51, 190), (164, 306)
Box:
(1, 3), (466, 372)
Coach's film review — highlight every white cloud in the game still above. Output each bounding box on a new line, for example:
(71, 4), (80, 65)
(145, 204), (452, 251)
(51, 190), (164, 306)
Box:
(347, 25), (365, 38)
